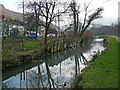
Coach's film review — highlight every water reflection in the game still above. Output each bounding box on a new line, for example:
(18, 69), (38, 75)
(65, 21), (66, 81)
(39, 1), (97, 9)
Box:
(2, 39), (105, 88)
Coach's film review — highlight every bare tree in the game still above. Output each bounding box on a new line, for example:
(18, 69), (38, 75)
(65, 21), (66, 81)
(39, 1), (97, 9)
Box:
(69, 0), (80, 33)
(69, 0), (103, 37)
(26, 1), (40, 39)
(80, 7), (103, 38)
(26, 0), (69, 53)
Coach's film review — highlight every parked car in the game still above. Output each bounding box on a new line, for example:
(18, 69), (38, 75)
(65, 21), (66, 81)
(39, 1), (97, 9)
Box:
(30, 33), (41, 38)
(47, 34), (55, 37)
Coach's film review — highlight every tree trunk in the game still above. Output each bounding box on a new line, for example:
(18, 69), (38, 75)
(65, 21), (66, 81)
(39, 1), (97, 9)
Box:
(35, 17), (38, 39)
(44, 27), (48, 54)
(74, 11), (77, 33)
(36, 24), (38, 39)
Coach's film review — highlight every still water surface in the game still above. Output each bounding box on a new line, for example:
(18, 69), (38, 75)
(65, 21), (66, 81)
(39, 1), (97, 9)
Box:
(2, 39), (105, 88)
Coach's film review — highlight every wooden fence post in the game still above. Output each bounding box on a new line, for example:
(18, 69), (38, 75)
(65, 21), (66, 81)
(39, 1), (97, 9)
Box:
(53, 40), (55, 53)
(22, 40), (24, 51)
(63, 38), (64, 50)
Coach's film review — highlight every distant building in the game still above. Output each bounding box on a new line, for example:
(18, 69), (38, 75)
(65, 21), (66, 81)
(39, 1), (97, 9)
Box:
(0, 4), (60, 37)
(64, 22), (82, 34)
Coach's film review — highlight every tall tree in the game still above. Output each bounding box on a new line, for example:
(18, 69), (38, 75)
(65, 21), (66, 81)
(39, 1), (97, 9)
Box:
(80, 7), (103, 38)
(26, 1), (40, 39)
(69, 0), (80, 33)
(69, 0), (103, 37)
(26, 0), (69, 53)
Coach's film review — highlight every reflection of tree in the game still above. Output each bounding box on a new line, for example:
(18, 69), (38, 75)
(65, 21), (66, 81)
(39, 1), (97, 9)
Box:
(25, 64), (45, 88)
(37, 65), (41, 88)
(74, 44), (89, 76)
(3, 40), (93, 88)
(19, 71), (28, 88)
(81, 54), (88, 65)
(20, 72), (22, 88)
(24, 62), (57, 89)
(45, 61), (56, 89)
(32, 65), (48, 88)
(74, 53), (88, 76)
(26, 71), (28, 89)
(75, 54), (80, 77)
(38, 65), (45, 88)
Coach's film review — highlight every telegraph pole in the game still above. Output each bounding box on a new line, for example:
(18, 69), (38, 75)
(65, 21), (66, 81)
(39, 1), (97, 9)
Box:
(23, 0), (25, 36)
(22, 0), (25, 51)
(58, 10), (60, 36)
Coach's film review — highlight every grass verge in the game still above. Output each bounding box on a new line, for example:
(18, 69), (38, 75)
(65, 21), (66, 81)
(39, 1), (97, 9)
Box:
(114, 35), (120, 37)
(73, 36), (119, 88)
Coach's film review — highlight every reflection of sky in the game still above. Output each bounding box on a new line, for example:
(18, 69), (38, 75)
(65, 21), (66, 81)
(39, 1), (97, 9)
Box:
(3, 38), (105, 88)
(3, 73), (27, 88)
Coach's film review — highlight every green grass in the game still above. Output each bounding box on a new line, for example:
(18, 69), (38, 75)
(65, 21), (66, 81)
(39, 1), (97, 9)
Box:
(23, 40), (43, 51)
(114, 35), (120, 37)
(73, 36), (119, 88)
(2, 38), (65, 70)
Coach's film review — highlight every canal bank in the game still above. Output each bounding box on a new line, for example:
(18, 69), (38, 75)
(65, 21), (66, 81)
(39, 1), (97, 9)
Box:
(2, 32), (93, 71)
(72, 36), (119, 88)
(2, 38), (105, 88)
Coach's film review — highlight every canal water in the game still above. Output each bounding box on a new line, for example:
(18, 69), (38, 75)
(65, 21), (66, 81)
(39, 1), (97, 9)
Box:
(2, 38), (105, 88)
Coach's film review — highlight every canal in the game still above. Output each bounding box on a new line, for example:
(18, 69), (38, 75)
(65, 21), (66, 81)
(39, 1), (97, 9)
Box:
(2, 38), (105, 88)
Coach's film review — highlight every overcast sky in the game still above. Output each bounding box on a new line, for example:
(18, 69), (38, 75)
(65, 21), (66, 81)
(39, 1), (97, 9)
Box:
(0, 0), (119, 26)
(0, 0), (119, 18)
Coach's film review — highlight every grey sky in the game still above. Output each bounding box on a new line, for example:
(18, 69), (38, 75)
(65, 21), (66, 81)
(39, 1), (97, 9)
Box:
(0, 0), (119, 18)
(0, 0), (119, 26)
